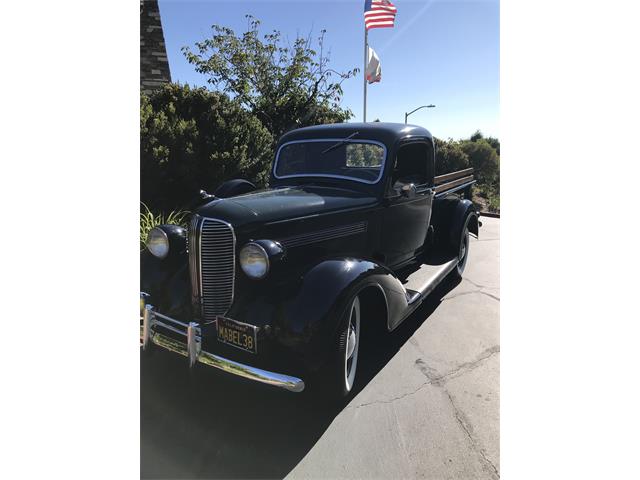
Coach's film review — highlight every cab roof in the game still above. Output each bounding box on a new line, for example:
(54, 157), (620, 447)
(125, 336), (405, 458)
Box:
(278, 122), (433, 147)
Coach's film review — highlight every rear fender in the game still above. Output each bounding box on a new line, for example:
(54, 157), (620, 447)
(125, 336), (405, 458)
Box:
(449, 199), (479, 247)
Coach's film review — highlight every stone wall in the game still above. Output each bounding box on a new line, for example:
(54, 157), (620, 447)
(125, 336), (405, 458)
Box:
(140, 0), (171, 94)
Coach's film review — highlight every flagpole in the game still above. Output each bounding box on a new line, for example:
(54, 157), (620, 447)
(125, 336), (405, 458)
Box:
(363, 26), (368, 122)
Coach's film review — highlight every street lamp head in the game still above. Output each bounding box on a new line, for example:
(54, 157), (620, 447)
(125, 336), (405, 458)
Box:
(404, 104), (437, 123)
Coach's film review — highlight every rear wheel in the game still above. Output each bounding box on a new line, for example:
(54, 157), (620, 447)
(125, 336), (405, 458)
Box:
(452, 214), (472, 279)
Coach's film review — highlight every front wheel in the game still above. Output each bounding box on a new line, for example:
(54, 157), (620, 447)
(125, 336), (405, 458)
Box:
(321, 294), (362, 400)
(341, 296), (361, 395)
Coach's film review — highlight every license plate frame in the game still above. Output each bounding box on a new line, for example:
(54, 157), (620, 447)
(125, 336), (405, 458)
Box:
(216, 316), (258, 354)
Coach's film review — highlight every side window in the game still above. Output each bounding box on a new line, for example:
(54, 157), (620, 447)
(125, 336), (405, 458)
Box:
(390, 142), (433, 193)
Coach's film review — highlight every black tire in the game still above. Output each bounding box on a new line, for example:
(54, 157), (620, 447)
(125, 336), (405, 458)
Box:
(321, 294), (362, 400)
(451, 213), (472, 280)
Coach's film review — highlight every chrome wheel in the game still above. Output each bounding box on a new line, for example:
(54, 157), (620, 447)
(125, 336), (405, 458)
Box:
(343, 296), (361, 392)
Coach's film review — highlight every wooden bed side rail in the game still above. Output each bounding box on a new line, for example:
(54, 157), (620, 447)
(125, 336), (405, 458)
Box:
(434, 175), (475, 194)
(434, 168), (474, 186)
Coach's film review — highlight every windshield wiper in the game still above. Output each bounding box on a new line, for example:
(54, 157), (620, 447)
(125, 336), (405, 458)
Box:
(320, 132), (360, 155)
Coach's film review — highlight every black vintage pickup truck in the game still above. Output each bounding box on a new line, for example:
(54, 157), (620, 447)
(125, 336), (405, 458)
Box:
(141, 122), (479, 399)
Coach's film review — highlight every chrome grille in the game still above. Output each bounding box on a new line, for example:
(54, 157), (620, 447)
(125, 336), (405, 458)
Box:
(188, 216), (236, 320)
(188, 215), (201, 307)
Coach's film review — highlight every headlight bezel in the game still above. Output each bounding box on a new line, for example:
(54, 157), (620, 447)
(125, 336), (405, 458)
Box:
(145, 224), (187, 260)
(239, 242), (270, 279)
(146, 227), (170, 259)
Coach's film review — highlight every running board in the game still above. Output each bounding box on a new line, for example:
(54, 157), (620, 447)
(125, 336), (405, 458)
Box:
(403, 258), (459, 305)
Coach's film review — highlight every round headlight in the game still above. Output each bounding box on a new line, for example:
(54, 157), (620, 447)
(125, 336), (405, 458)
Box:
(239, 242), (269, 279)
(146, 227), (169, 259)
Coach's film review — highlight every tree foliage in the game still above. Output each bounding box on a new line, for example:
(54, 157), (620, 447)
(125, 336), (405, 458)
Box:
(459, 139), (499, 187)
(485, 136), (500, 155)
(470, 130), (484, 142)
(434, 133), (500, 212)
(140, 84), (273, 211)
(182, 16), (356, 141)
(345, 143), (385, 167)
(434, 137), (470, 175)
(469, 129), (500, 155)
(463, 133), (500, 211)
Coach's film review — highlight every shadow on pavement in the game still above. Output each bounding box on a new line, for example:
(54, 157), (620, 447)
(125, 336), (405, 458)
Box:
(141, 273), (461, 479)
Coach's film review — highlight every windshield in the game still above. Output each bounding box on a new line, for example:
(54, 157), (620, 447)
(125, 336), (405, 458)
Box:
(274, 140), (386, 184)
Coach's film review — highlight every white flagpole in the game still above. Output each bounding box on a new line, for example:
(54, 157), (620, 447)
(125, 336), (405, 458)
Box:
(363, 26), (368, 122)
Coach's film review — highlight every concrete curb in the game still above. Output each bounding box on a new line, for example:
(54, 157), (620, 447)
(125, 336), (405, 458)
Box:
(479, 211), (500, 218)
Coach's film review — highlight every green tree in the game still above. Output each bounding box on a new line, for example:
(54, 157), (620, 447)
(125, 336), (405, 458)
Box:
(469, 129), (500, 156)
(434, 137), (470, 175)
(470, 130), (484, 142)
(459, 139), (499, 187)
(141, 84), (273, 211)
(182, 15), (357, 141)
(484, 136), (500, 155)
(345, 143), (385, 167)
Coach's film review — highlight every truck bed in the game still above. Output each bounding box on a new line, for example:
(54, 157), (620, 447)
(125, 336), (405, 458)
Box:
(434, 167), (475, 198)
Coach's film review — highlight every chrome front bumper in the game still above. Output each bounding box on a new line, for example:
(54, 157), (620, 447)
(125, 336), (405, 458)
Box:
(140, 303), (305, 393)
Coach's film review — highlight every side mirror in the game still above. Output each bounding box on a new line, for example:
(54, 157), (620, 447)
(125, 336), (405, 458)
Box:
(401, 183), (417, 198)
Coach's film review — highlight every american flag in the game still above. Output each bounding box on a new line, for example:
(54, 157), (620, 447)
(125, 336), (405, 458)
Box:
(364, 0), (398, 30)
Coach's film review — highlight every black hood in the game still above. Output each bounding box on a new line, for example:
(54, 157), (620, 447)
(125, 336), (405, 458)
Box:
(194, 185), (377, 228)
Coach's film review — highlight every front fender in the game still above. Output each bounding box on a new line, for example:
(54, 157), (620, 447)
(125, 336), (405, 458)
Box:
(140, 249), (191, 318)
(273, 258), (408, 369)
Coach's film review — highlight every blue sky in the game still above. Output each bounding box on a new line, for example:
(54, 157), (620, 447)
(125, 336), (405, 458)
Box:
(158, 0), (499, 140)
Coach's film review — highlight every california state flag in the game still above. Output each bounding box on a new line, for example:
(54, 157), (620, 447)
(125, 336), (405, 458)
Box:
(365, 46), (382, 84)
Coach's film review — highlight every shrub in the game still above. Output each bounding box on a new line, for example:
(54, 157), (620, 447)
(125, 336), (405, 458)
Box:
(459, 139), (499, 187)
(439, 133), (500, 213)
(141, 84), (274, 212)
(434, 137), (470, 176)
(487, 192), (500, 212)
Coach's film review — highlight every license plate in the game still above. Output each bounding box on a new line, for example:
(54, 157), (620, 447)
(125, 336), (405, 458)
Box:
(216, 316), (258, 354)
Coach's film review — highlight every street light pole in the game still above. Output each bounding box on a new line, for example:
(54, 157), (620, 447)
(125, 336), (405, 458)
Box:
(404, 104), (436, 124)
